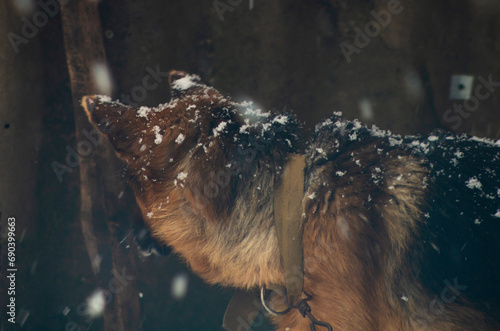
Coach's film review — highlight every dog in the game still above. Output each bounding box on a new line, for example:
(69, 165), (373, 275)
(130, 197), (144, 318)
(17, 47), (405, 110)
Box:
(82, 71), (500, 330)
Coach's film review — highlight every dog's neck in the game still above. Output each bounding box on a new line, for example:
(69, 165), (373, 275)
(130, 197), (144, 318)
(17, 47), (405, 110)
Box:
(137, 111), (301, 289)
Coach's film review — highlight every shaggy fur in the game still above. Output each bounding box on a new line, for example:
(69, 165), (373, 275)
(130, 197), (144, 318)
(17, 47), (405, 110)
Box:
(82, 72), (500, 330)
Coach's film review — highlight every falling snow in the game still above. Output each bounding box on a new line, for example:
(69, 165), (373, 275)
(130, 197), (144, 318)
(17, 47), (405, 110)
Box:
(171, 273), (189, 300)
(86, 290), (106, 318)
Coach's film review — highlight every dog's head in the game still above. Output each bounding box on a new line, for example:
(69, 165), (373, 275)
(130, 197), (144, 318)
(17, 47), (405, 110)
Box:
(82, 71), (300, 218)
(81, 71), (233, 166)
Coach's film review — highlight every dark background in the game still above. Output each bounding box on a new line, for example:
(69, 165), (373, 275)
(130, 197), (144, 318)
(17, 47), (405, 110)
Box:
(1, 0), (499, 330)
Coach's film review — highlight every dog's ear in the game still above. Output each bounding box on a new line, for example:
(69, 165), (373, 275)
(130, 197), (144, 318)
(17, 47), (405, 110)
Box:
(81, 95), (141, 158)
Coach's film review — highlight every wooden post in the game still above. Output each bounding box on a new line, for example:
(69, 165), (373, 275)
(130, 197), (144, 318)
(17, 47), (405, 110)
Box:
(59, 2), (141, 330)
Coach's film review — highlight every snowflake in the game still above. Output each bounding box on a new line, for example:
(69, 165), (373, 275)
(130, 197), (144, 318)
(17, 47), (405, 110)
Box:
(175, 133), (185, 144)
(465, 177), (482, 190)
(153, 125), (163, 145)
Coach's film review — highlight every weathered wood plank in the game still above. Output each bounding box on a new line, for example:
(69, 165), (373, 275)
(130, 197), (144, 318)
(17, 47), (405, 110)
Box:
(59, 2), (141, 330)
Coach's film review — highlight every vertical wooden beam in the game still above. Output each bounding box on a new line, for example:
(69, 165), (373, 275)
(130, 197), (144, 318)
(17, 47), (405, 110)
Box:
(59, 2), (141, 330)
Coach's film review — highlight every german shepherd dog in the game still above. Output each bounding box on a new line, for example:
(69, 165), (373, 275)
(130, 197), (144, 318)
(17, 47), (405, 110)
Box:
(82, 71), (500, 330)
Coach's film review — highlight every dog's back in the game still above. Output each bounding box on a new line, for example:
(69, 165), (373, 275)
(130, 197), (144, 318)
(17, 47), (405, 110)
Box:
(294, 116), (500, 329)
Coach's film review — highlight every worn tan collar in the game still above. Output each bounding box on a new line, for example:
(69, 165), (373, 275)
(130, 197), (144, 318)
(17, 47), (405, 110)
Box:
(273, 153), (306, 305)
(223, 154), (306, 331)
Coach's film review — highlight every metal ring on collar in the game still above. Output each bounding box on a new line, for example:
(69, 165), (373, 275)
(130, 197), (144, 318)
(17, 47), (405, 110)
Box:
(260, 286), (291, 316)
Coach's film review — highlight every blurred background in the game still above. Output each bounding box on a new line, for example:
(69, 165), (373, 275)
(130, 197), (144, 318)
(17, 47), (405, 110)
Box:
(1, 0), (499, 330)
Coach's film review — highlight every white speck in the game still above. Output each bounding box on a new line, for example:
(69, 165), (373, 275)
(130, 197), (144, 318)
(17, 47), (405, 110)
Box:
(428, 135), (439, 142)
(348, 133), (357, 141)
(474, 219), (482, 225)
(273, 115), (289, 125)
(140, 144), (147, 152)
(62, 307), (71, 316)
(336, 170), (346, 177)
(355, 160), (361, 166)
(86, 289), (106, 318)
(172, 75), (199, 91)
(138, 138), (143, 143)
(316, 148), (326, 155)
(493, 210), (500, 218)
(147, 212), (153, 218)
(175, 133), (185, 144)
(454, 150), (464, 159)
(92, 254), (102, 273)
(401, 296), (409, 302)
(213, 121), (227, 137)
(95, 94), (112, 103)
(118, 190), (124, 199)
(389, 137), (403, 146)
(465, 177), (482, 190)
(169, 158), (174, 163)
(177, 172), (188, 181)
(139, 292), (143, 298)
(137, 106), (151, 119)
(171, 273), (189, 300)
(152, 125), (163, 145)
(18, 309), (29, 327)
(308, 192), (316, 200)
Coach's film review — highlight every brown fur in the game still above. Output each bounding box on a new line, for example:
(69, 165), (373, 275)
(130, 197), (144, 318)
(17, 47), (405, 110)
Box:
(82, 72), (500, 330)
